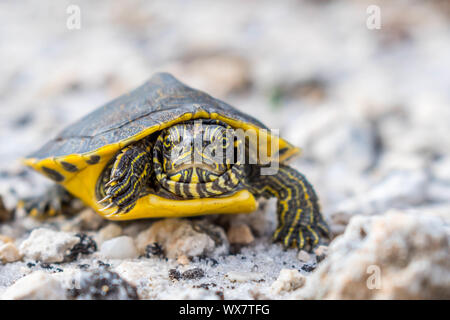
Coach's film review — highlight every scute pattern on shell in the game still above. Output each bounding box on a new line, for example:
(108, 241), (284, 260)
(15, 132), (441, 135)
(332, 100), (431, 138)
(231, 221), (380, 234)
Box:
(28, 73), (267, 160)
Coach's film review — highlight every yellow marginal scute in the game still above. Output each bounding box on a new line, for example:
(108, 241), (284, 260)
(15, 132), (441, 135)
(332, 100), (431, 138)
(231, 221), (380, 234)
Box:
(23, 109), (299, 221)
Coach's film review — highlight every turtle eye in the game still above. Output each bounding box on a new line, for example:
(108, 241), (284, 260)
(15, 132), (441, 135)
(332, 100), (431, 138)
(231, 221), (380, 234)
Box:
(164, 137), (172, 149)
(222, 136), (229, 148)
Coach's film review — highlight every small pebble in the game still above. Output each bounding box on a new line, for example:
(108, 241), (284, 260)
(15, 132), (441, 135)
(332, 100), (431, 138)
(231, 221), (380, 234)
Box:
(297, 250), (311, 262)
(227, 224), (254, 245)
(100, 236), (138, 259)
(177, 254), (190, 265)
(225, 271), (264, 283)
(0, 241), (22, 263)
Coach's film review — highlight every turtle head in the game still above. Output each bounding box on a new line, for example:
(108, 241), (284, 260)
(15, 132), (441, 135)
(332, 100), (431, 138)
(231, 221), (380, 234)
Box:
(160, 120), (233, 182)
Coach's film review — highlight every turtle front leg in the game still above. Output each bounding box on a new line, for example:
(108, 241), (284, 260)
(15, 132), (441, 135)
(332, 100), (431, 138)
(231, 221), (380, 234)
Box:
(18, 184), (75, 218)
(99, 140), (152, 214)
(247, 164), (330, 252)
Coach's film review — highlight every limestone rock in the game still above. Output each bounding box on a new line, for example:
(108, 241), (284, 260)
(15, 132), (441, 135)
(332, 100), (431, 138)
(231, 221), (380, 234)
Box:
(1, 271), (66, 300)
(19, 228), (80, 263)
(271, 269), (306, 294)
(136, 218), (229, 259)
(298, 210), (450, 299)
(100, 236), (138, 259)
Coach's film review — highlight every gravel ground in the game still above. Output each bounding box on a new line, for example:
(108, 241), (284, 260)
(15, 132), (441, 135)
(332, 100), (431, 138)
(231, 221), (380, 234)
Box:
(0, 0), (449, 299)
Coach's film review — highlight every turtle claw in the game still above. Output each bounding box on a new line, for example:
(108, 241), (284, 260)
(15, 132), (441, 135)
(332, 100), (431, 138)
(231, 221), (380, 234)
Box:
(105, 208), (121, 217)
(105, 179), (117, 188)
(99, 202), (115, 211)
(97, 195), (112, 204)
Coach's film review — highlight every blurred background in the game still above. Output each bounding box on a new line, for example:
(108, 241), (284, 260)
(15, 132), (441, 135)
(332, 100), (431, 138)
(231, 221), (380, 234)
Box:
(1, 0), (449, 233)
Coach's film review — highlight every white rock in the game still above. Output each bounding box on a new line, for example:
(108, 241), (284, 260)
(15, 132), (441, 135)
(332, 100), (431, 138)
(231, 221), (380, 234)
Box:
(100, 236), (138, 259)
(271, 269), (306, 294)
(0, 241), (22, 263)
(1, 271), (66, 300)
(226, 271), (264, 283)
(19, 228), (80, 263)
(298, 210), (450, 299)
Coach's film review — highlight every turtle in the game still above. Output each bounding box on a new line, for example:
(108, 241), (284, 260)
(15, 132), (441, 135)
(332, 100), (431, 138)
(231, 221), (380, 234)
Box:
(20, 72), (330, 251)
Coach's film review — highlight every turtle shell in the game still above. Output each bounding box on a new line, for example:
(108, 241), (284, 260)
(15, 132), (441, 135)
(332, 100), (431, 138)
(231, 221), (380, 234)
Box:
(24, 73), (300, 220)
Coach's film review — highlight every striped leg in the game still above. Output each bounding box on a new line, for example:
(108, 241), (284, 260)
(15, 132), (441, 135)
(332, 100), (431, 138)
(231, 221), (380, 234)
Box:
(18, 184), (74, 218)
(99, 139), (152, 214)
(247, 164), (330, 251)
